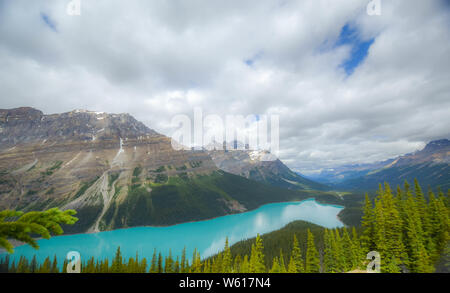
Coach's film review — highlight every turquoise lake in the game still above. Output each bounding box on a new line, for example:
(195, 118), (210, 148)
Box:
(3, 198), (343, 266)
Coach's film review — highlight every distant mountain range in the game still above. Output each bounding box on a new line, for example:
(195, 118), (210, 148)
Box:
(308, 139), (450, 191)
(0, 107), (329, 234)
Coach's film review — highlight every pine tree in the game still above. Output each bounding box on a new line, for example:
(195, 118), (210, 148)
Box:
(381, 183), (405, 271)
(149, 249), (157, 273)
(322, 229), (334, 273)
(414, 179), (427, 214)
(332, 229), (346, 272)
(279, 249), (287, 273)
(191, 249), (202, 273)
(395, 183), (410, 264)
(126, 257), (134, 273)
(39, 257), (51, 273)
(351, 227), (362, 269)
(204, 259), (212, 273)
(157, 252), (163, 273)
(140, 257), (148, 273)
(111, 246), (123, 273)
(100, 258), (109, 273)
(428, 191), (449, 259)
(436, 195), (450, 250)
(395, 183), (433, 272)
(373, 197), (390, 270)
(61, 259), (68, 273)
(222, 237), (232, 273)
(341, 228), (355, 271)
(249, 234), (265, 273)
(288, 234), (304, 273)
(361, 193), (375, 255)
(402, 184), (429, 272)
(234, 254), (242, 273)
(373, 194), (401, 273)
(30, 255), (37, 273)
(181, 247), (187, 273)
(414, 179), (432, 244)
(213, 253), (223, 273)
(404, 211), (434, 272)
(95, 260), (100, 273)
(241, 255), (249, 273)
(174, 256), (180, 273)
(305, 229), (320, 273)
(51, 255), (58, 273)
(165, 249), (174, 273)
(270, 257), (281, 273)
(287, 255), (296, 273)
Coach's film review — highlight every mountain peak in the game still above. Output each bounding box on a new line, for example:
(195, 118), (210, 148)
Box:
(0, 107), (159, 149)
(424, 139), (450, 150)
(0, 107), (43, 123)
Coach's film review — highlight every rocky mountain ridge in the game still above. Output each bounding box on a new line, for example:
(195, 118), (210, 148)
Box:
(208, 149), (328, 191)
(0, 107), (158, 149)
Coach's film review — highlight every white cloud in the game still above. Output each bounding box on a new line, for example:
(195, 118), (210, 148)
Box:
(0, 0), (449, 173)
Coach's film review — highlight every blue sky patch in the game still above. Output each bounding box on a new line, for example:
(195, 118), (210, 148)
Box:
(335, 23), (374, 75)
(40, 12), (57, 32)
(244, 59), (254, 66)
(244, 51), (264, 67)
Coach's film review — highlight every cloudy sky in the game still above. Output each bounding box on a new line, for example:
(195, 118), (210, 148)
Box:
(0, 0), (449, 174)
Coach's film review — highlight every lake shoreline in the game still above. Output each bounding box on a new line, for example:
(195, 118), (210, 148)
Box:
(3, 197), (345, 253)
(2, 198), (344, 270)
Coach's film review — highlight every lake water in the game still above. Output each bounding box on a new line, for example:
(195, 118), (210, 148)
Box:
(3, 198), (343, 266)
